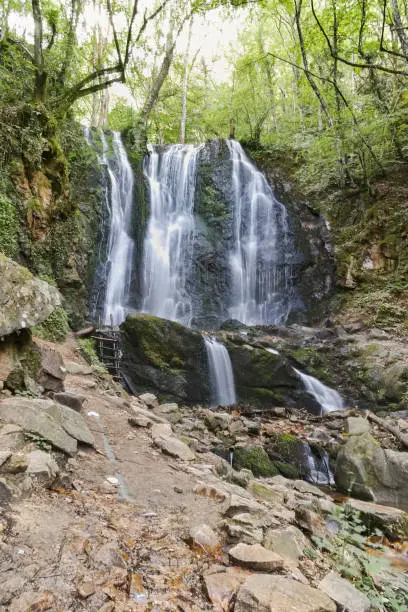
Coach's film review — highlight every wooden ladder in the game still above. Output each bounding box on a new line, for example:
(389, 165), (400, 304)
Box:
(92, 330), (122, 381)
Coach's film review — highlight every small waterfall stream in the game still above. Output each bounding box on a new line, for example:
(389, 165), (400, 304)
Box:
(227, 139), (297, 325)
(204, 336), (237, 406)
(142, 144), (202, 325)
(295, 368), (344, 414)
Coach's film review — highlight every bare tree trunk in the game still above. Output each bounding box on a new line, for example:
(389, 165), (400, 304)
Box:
(391, 0), (408, 57)
(180, 16), (193, 143)
(140, 18), (176, 126)
(32, 0), (47, 103)
(229, 118), (235, 138)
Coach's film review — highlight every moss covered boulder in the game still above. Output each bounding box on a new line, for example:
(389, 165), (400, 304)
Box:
(224, 340), (301, 408)
(0, 256), (61, 337)
(233, 445), (279, 477)
(335, 432), (408, 506)
(121, 313), (210, 402)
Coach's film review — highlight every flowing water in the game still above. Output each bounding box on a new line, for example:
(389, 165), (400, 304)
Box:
(84, 129), (136, 325)
(142, 144), (202, 325)
(102, 132), (135, 326)
(294, 368), (344, 414)
(304, 444), (334, 485)
(204, 336), (237, 406)
(226, 139), (297, 326)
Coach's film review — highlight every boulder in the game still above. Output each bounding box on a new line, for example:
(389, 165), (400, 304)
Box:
(204, 570), (243, 610)
(154, 435), (195, 461)
(224, 494), (266, 518)
(319, 572), (370, 612)
(335, 432), (408, 506)
(26, 450), (59, 484)
(0, 256), (61, 337)
(346, 416), (370, 436)
(190, 524), (220, 554)
(222, 513), (266, 545)
(263, 525), (309, 563)
(139, 393), (159, 409)
(347, 498), (408, 539)
(0, 398), (93, 455)
(228, 543), (284, 571)
(233, 445), (278, 478)
(53, 391), (86, 412)
(235, 574), (336, 612)
(121, 313), (210, 403)
(225, 341), (300, 408)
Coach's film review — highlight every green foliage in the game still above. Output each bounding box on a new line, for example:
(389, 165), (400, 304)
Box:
(0, 194), (18, 257)
(24, 432), (52, 452)
(32, 307), (70, 342)
(312, 504), (408, 611)
(78, 338), (106, 373)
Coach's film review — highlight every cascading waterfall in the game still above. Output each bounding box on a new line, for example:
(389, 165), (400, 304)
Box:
(204, 336), (236, 406)
(304, 445), (334, 486)
(227, 139), (297, 326)
(84, 129), (136, 325)
(294, 368), (344, 414)
(142, 144), (202, 326)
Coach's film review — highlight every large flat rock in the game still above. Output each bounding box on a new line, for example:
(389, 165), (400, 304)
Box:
(0, 398), (94, 455)
(235, 574), (336, 611)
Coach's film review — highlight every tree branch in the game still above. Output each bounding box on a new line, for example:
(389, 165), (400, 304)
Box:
(310, 0), (408, 76)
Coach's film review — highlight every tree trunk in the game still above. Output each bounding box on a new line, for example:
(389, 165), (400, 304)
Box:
(391, 0), (408, 58)
(32, 0), (47, 103)
(140, 19), (176, 126)
(180, 16), (193, 144)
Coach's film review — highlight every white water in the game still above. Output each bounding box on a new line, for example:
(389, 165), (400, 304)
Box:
(295, 368), (344, 414)
(204, 336), (237, 406)
(304, 444), (334, 485)
(102, 132), (135, 326)
(227, 139), (297, 326)
(142, 144), (202, 325)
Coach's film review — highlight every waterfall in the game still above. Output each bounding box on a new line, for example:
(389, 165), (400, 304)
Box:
(294, 368), (344, 414)
(226, 139), (297, 326)
(102, 132), (135, 326)
(83, 129), (135, 325)
(142, 144), (202, 326)
(204, 336), (237, 406)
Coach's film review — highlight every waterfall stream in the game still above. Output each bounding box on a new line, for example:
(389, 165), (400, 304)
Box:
(204, 336), (237, 406)
(227, 139), (297, 325)
(142, 144), (202, 325)
(84, 129), (135, 326)
(103, 132), (136, 326)
(295, 368), (344, 414)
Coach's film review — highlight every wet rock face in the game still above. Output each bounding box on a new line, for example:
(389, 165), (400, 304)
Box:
(121, 313), (210, 403)
(190, 140), (335, 328)
(0, 256), (61, 337)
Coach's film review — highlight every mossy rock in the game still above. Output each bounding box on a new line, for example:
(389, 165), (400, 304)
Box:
(274, 461), (299, 479)
(121, 313), (210, 403)
(32, 307), (69, 342)
(233, 445), (279, 478)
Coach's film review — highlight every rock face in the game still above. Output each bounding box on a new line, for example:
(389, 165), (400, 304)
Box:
(121, 313), (210, 402)
(335, 432), (408, 506)
(190, 140), (334, 328)
(0, 256), (61, 337)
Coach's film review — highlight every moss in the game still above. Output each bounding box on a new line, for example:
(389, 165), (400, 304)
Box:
(233, 445), (279, 477)
(78, 338), (100, 366)
(32, 307), (69, 342)
(0, 194), (19, 257)
(249, 482), (283, 502)
(274, 461), (299, 479)
(238, 386), (284, 404)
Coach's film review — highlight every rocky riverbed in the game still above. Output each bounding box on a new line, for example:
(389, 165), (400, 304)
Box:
(1, 332), (408, 610)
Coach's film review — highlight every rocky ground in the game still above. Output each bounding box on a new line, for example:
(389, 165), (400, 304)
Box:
(1, 334), (408, 611)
